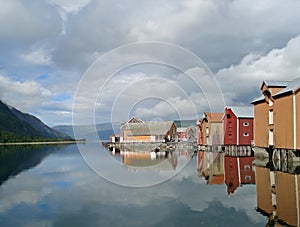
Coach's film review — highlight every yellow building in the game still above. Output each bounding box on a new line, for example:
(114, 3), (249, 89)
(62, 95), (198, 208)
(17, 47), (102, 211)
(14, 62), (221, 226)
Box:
(121, 117), (177, 143)
(252, 78), (300, 150)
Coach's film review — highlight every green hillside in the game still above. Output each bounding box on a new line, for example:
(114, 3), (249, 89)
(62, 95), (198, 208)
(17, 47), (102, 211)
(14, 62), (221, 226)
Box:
(0, 100), (71, 143)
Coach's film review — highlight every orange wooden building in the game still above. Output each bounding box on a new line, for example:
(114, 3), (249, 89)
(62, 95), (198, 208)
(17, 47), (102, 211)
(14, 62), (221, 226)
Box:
(252, 78), (300, 150)
(121, 117), (177, 143)
(196, 112), (223, 145)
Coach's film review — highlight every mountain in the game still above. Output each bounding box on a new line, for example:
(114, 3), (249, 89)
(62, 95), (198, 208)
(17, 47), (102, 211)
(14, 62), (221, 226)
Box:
(0, 100), (71, 142)
(54, 123), (121, 141)
(11, 107), (71, 139)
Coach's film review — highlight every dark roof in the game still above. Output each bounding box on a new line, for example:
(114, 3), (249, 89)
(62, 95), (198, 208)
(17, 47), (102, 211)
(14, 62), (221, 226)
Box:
(251, 95), (266, 104)
(123, 121), (175, 136)
(262, 80), (290, 88)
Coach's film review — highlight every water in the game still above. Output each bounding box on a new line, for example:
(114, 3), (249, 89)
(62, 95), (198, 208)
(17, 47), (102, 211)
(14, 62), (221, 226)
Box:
(0, 144), (267, 226)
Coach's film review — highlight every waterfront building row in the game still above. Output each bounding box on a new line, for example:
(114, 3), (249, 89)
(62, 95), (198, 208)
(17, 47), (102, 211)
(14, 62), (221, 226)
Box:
(196, 106), (254, 147)
(196, 77), (300, 153)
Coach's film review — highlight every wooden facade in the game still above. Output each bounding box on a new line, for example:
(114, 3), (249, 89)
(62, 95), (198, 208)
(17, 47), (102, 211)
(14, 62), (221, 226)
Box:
(223, 106), (254, 146)
(121, 118), (177, 143)
(252, 78), (300, 150)
(198, 112), (223, 146)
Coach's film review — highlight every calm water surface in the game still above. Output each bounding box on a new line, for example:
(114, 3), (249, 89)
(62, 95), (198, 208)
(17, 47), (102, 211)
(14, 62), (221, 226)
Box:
(0, 144), (267, 226)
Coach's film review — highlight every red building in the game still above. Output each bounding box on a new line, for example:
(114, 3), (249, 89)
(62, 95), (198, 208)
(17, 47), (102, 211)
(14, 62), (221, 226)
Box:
(224, 156), (255, 194)
(223, 106), (254, 146)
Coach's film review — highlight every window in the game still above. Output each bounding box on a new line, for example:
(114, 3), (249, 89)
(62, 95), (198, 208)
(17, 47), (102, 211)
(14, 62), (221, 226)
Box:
(244, 165), (251, 170)
(269, 99), (273, 107)
(245, 176), (252, 181)
(243, 122), (249, 126)
(244, 132), (249, 137)
(269, 130), (274, 146)
(227, 114), (231, 118)
(269, 110), (274, 125)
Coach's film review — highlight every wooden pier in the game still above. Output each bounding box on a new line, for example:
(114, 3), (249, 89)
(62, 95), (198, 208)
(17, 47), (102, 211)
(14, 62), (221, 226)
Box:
(198, 144), (253, 157)
(107, 141), (177, 152)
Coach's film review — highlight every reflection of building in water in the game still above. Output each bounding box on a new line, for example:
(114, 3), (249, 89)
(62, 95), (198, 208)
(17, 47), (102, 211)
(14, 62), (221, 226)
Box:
(197, 152), (224, 184)
(122, 151), (177, 170)
(224, 156), (255, 194)
(256, 162), (300, 226)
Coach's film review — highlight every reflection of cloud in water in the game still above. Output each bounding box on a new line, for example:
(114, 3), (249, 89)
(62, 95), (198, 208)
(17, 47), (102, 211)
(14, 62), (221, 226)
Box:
(0, 144), (266, 226)
(80, 143), (193, 187)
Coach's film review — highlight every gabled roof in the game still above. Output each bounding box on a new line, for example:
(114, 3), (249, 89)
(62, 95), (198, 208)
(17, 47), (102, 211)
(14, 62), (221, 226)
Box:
(251, 95), (265, 104)
(123, 121), (175, 136)
(261, 80), (290, 89)
(204, 112), (223, 122)
(127, 116), (144, 124)
(273, 77), (300, 98)
(227, 106), (254, 118)
(252, 78), (299, 104)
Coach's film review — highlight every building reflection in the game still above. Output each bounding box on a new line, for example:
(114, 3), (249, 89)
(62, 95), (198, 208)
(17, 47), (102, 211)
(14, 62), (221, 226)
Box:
(197, 152), (224, 184)
(225, 156), (255, 194)
(197, 150), (255, 194)
(108, 147), (192, 171)
(255, 159), (300, 227)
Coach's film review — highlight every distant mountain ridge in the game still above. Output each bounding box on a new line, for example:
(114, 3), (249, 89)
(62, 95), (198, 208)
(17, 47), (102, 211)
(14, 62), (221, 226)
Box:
(0, 100), (71, 142)
(54, 120), (197, 141)
(54, 123), (121, 141)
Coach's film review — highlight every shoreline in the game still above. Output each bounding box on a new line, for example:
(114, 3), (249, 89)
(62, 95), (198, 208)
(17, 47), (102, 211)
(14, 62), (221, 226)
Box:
(0, 140), (86, 146)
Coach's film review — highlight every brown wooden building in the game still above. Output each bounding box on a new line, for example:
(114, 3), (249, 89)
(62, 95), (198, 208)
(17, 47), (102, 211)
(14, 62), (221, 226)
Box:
(121, 117), (177, 143)
(196, 112), (223, 145)
(252, 78), (300, 150)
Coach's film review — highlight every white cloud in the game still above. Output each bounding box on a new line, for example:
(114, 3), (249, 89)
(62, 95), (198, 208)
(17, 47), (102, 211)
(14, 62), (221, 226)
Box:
(48, 0), (91, 14)
(1, 0), (300, 125)
(0, 1), (61, 44)
(216, 34), (300, 106)
(128, 0), (216, 41)
(0, 74), (74, 126)
(0, 74), (51, 110)
(21, 48), (52, 65)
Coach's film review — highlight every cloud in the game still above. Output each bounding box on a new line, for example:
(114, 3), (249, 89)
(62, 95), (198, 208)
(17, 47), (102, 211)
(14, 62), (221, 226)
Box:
(48, 0), (91, 14)
(0, 74), (74, 126)
(21, 48), (52, 65)
(216, 34), (300, 106)
(0, 1), (61, 46)
(1, 0), (300, 125)
(0, 74), (51, 109)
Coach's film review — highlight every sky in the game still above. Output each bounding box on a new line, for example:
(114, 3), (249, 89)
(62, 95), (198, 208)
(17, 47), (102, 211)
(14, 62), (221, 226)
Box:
(0, 0), (300, 126)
